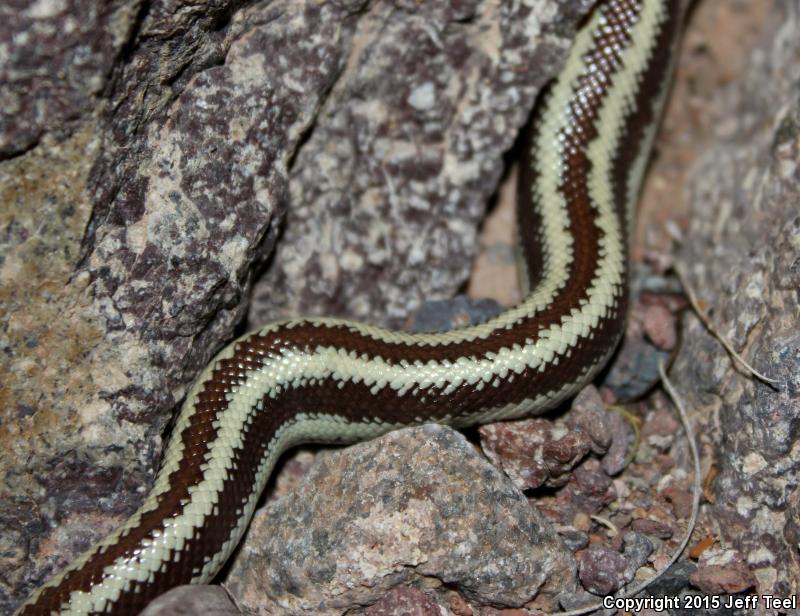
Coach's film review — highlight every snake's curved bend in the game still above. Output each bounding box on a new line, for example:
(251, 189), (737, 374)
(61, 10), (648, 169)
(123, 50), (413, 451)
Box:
(16, 1), (686, 613)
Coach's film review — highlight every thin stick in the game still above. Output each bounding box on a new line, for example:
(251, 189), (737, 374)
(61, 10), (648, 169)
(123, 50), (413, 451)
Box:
(673, 262), (780, 387)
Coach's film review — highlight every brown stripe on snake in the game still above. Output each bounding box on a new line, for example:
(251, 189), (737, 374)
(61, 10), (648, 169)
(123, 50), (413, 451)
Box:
(564, 0), (643, 223)
(517, 0), (644, 294)
(609, 1), (683, 231)
(91, 306), (629, 612)
(16, 0), (686, 613)
(515, 111), (547, 294)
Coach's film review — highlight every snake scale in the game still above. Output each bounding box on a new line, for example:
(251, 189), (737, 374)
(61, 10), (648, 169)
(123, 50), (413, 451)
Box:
(16, 0), (687, 613)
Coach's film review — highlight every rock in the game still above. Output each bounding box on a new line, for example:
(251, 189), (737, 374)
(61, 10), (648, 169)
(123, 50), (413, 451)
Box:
(630, 518), (673, 540)
(224, 425), (576, 615)
(669, 0), (800, 599)
(407, 296), (504, 333)
(559, 530), (590, 553)
(576, 532), (654, 597)
(557, 589), (602, 614)
(566, 386), (613, 455)
(689, 550), (757, 595)
(690, 563), (756, 596)
(0, 1), (130, 157)
(477, 385), (632, 492)
(449, 593), (475, 616)
(577, 545), (628, 596)
(0, 1), (596, 611)
(479, 418), (593, 491)
(479, 609), (531, 616)
(640, 407), (680, 443)
(249, 0), (598, 327)
(640, 560), (696, 597)
(562, 386), (634, 478)
(1, 0), (359, 608)
(139, 585), (238, 616)
(564, 459), (615, 516)
(599, 411), (634, 477)
(619, 532), (656, 582)
(661, 485), (693, 520)
(641, 301), (678, 351)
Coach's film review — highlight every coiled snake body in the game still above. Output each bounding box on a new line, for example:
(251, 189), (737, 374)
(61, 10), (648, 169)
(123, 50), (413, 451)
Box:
(17, 0), (686, 613)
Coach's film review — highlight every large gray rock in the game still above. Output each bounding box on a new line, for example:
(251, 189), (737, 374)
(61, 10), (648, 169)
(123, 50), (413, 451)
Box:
(224, 425), (576, 615)
(249, 0), (594, 327)
(670, 0), (800, 599)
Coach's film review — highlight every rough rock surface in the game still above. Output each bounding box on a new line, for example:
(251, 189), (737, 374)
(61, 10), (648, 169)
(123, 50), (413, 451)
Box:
(224, 425), (576, 615)
(479, 418), (594, 491)
(670, 0), (800, 599)
(2, 1), (360, 609)
(0, 1), (137, 157)
(407, 296), (503, 333)
(0, 1), (594, 612)
(249, 0), (595, 327)
(577, 532), (654, 596)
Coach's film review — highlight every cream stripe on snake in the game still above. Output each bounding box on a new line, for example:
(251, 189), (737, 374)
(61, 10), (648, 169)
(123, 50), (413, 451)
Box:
(16, 1), (686, 613)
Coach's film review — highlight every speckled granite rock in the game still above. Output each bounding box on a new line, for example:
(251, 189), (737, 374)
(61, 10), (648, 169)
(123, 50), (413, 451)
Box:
(1, 1), (361, 610)
(249, 0), (595, 327)
(0, 1), (139, 157)
(224, 425), (576, 615)
(0, 1), (595, 612)
(670, 0), (800, 600)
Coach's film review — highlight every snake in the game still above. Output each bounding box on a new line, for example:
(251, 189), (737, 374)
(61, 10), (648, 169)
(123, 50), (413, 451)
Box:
(15, 0), (687, 613)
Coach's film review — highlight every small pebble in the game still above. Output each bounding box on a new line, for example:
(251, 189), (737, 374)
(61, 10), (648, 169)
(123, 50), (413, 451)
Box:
(641, 301), (678, 350)
(560, 529), (590, 552)
(600, 411), (634, 476)
(662, 485), (693, 519)
(479, 419), (592, 490)
(567, 385), (612, 454)
(573, 511), (592, 532)
(631, 518), (674, 539)
(578, 545), (628, 595)
(689, 561), (757, 595)
(621, 531), (656, 580)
